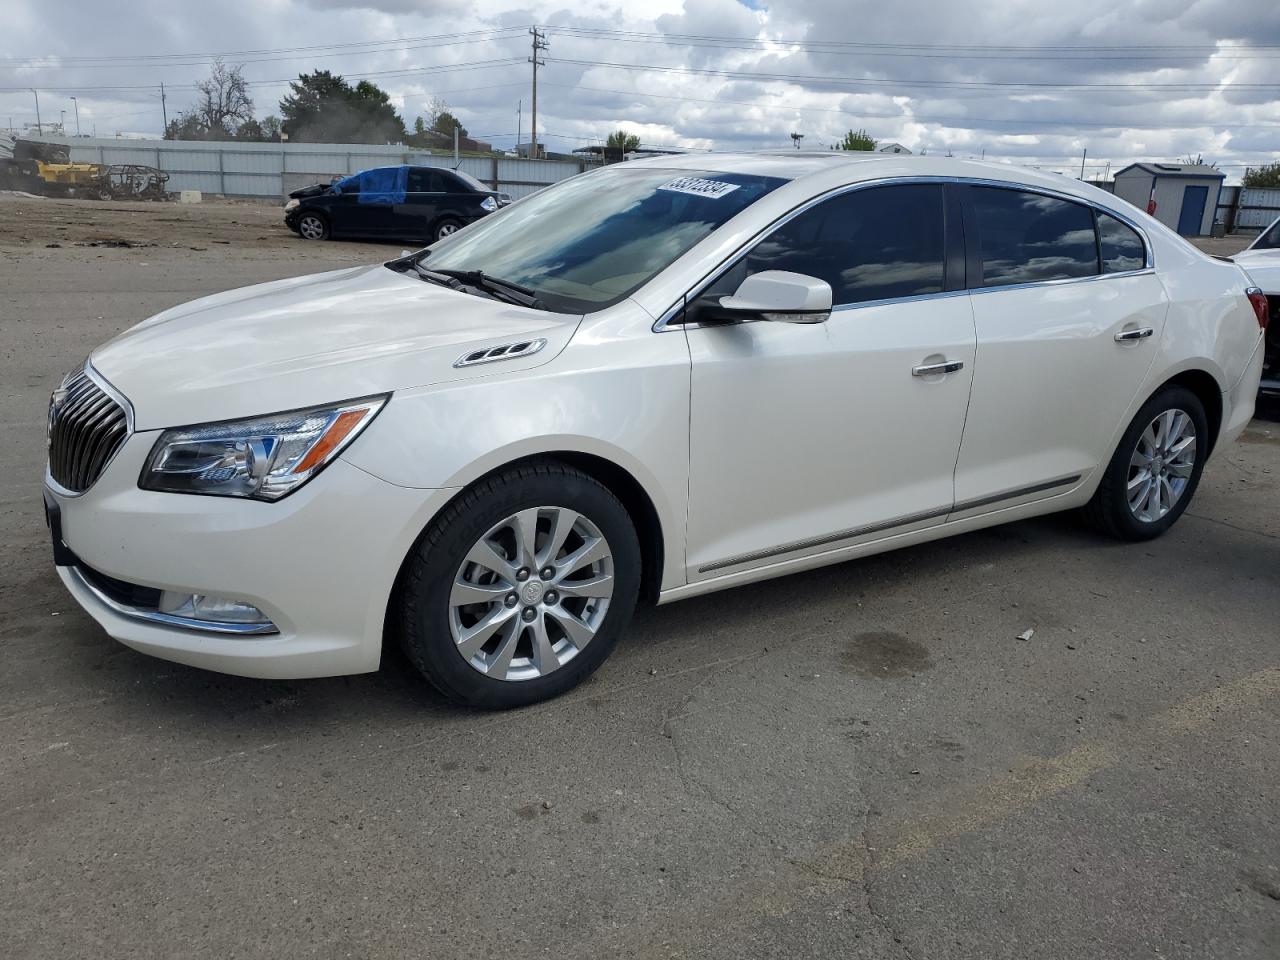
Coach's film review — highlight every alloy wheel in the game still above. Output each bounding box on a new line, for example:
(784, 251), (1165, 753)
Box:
(1127, 408), (1197, 522)
(437, 222), (459, 239)
(449, 506), (615, 682)
(299, 215), (325, 240)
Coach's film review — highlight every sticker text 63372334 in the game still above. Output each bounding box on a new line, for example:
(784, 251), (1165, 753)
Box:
(657, 177), (740, 199)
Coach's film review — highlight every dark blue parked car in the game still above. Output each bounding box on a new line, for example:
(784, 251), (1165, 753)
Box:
(284, 165), (511, 244)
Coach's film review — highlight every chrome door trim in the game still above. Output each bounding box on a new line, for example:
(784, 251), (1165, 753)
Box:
(696, 472), (1084, 574)
(697, 505), (951, 574)
(654, 175), (1155, 333)
(949, 474), (1082, 515)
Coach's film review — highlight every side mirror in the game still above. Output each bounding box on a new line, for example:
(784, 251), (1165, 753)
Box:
(699, 271), (832, 324)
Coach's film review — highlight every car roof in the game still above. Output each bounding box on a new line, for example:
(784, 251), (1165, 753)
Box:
(624, 151), (1101, 196)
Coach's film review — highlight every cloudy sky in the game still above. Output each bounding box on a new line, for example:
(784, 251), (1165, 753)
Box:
(3, 0), (1279, 181)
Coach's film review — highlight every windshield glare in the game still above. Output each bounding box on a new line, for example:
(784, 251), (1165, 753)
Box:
(419, 167), (788, 313)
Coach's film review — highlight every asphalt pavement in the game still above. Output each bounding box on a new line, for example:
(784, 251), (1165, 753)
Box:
(2, 201), (1277, 959)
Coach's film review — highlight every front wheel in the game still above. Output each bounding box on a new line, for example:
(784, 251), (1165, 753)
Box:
(296, 212), (329, 241)
(1081, 385), (1208, 540)
(397, 463), (641, 708)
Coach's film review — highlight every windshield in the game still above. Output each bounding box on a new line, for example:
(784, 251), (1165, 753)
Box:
(417, 166), (788, 313)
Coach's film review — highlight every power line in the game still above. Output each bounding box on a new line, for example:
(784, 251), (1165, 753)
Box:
(548, 56), (1280, 92)
(543, 81), (1280, 131)
(546, 27), (1280, 61)
(0, 27), (532, 66)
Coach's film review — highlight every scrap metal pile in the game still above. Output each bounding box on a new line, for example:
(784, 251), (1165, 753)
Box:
(1, 135), (170, 200)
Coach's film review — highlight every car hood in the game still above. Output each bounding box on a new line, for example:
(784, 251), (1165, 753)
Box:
(91, 264), (580, 430)
(287, 182), (332, 199)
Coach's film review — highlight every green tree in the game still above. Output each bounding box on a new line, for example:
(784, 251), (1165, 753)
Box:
(606, 129), (640, 151)
(431, 110), (467, 138)
(261, 116), (282, 141)
(837, 128), (876, 151)
(279, 70), (406, 144)
(1243, 162), (1280, 189)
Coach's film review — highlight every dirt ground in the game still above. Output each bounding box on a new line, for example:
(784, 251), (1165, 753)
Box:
(2, 195), (1278, 960)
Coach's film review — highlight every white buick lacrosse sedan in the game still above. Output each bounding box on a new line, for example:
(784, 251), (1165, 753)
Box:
(45, 154), (1268, 707)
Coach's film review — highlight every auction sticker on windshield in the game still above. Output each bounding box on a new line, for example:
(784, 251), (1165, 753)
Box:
(658, 177), (740, 199)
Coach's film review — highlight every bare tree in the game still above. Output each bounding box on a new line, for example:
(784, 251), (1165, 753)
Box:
(197, 59), (254, 135)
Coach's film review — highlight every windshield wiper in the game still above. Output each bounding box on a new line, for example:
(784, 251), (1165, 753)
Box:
(430, 269), (545, 310)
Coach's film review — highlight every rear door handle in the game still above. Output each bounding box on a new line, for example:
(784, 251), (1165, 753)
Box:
(912, 360), (964, 377)
(1114, 327), (1154, 342)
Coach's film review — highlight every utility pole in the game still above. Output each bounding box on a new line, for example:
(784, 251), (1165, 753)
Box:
(529, 27), (548, 158)
(516, 99), (521, 156)
(70, 96), (80, 137)
(1079, 147), (1087, 180)
(31, 89), (41, 134)
(160, 82), (168, 135)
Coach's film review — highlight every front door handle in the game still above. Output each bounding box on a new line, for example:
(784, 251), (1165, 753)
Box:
(912, 359), (964, 377)
(1114, 327), (1154, 342)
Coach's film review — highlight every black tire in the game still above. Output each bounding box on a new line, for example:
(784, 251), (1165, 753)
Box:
(397, 462), (641, 709)
(296, 211), (330, 241)
(1081, 384), (1208, 540)
(432, 217), (462, 242)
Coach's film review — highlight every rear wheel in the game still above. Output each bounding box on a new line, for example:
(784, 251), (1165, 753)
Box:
(397, 463), (641, 708)
(1081, 385), (1208, 540)
(297, 212), (329, 241)
(433, 217), (462, 242)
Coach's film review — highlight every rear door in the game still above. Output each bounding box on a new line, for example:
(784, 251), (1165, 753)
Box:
(394, 167), (445, 241)
(950, 186), (1167, 517)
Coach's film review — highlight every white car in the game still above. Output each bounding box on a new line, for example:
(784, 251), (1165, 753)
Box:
(1231, 215), (1280, 394)
(44, 154), (1268, 708)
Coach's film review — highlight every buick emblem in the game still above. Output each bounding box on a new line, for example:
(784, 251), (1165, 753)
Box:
(521, 581), (545, 605)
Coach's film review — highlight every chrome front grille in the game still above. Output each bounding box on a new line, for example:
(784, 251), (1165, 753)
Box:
(47, 366), (130, 493)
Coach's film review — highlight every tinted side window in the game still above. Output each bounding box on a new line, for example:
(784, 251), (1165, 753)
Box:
(742, 184), (946, 305)
(972, 188), (1098, 287)
(1098, 213), (1145, 273)
(408, 169), (443, 194)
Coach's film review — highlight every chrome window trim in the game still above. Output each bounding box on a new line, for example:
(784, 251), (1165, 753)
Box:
(65, 564), (280, 637)
(44, 360), (136, 499)
(653, 175), (1155, 333)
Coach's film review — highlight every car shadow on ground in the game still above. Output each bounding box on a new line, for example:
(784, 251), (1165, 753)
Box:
(55, 507), (1135, 734)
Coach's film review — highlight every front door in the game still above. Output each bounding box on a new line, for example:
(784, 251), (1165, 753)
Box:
(682, 183), (976, 580)
(1176, 185), (1208, 236)
(951, 187), (1168, 515)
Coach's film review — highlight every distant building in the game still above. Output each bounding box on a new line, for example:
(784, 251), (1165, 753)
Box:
(877, 142), (912, 155)
(1112, 162), (1225, 237)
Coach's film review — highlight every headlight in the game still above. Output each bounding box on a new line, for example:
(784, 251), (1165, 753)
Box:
(480, 195), (498, 213)
(140, 396), (387, 500)
(284, 198), (300, 212)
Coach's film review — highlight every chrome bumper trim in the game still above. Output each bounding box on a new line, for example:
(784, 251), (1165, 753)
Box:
(65, 565), (280, 637)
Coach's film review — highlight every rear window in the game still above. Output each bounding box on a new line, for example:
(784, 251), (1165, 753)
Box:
(1098, 213), (1146, 273)
(972, 187), (1099, 287)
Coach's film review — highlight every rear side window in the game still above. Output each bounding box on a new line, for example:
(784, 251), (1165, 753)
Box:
(972, 187), (1098, 287)
(742, 184), (947, 305)
(407, 169), (440, 194)
(1255, 219), (1280, 250)
(1097, 213), (1145, 273)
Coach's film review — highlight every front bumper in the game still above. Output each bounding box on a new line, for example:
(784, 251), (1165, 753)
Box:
(45, 430), (444, 679)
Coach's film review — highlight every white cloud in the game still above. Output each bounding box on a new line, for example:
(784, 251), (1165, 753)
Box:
(1, 0), (1277, 180)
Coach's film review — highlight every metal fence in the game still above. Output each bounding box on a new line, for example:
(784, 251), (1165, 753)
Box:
(25, 136), (590, 200)
(1235, 187), (1280, 231)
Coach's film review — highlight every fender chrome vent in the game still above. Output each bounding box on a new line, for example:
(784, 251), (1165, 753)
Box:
(453, 338), (547, 368)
